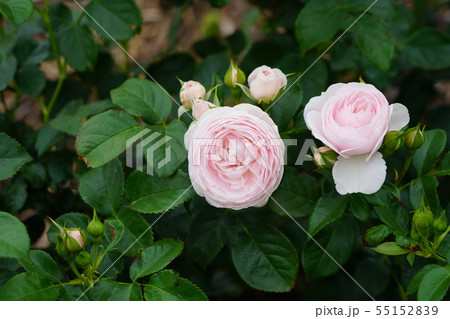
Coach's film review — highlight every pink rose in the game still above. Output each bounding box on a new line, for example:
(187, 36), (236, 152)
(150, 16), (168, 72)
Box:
(248, 66), (287, 103)
(180, 80), (206, 108)
(304, 82), (409, 195)
(184, 103), (285, 209)
(65, 229), (85, 251)
(192, 99), (217, 120)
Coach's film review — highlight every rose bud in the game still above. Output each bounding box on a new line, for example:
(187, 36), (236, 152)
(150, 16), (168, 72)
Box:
(224, 60), (246, 88)
(248, 65), (287, 103)
(75, 251), (91, 267)
(432, 210), (448, 233)
(313, 146), (338, 169)
(382, 131), (404, 156)
(413, 199), (434, 235)
(56, 241), (70, 259)
(64, 229), (87, 252)
(404, 125), (425, 152)
(87, 211), (104, 238)
(180, 80), (206, 109)
(192, 99), (217, 120)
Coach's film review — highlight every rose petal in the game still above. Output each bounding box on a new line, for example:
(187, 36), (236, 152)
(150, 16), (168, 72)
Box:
(332, 152), (386, 195)
(388, 103), (410, 131)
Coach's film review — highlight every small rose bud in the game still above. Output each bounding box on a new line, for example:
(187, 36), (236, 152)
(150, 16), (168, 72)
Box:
(87, 211), (104, 237)
(224, 60), (246, 88)
(313, 146), (338, 169)
(382, 131), (404, 155)
(432, 210), (448, 233)
(192, 99), (217, 120)
(248, 65), (287, 103)
(56, 241), (70, 259)
(180, 80), (206, 109)
(404, 125), (425, 151)
(64, 229), (86, 252)
(412, 199), (434, 235)
(410, 226), (421, 241)
(75, 251), (91, 267)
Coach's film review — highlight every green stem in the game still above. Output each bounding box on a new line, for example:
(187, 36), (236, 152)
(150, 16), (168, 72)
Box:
(75, 11), (85, 25)
(43, 69), (66, 123)
(396, 155), (412, 186)
(423, 240), (447, 263)
(392, 271), (408, 301)
(68, 260), (83, 279)
(92, 244), (99, 270)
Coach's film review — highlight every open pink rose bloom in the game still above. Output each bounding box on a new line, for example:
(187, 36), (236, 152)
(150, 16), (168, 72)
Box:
(304, 82), (410, 195)
(184, 103), (285, 209)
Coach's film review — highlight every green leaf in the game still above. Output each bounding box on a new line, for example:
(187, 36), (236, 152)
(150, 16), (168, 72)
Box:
(111, 78), (172, 125)
(371, 242), (409, 255)
(406, 264), (441, 295)
(349, 194), (370, 221)
(365, 225), (391, 247)
(343, 0), (398, 20)
(302, 218), (353, 279)
(0, 272), (60, 301)
(412, 129), (446, 175)
(295, 0), (344, 54)
(403, 28), (450, 69)
(271, 76), (303, 131)
(85, 0), (142, 42)
(353, 16), (395, 71)
(125, 170), (195, 214)
(269, 167), (320, 218)
(144, 269), (208, 301)
(79, 159), (123, 216)
(417, 267), (450, 301)
(0, 211), (30, 259)
(20, 250), (61, 283)
(13, 38), (49, 67)
(35, 124), (63, 157)
(49, 2), (73, 32)
(103, 219), (125, 255)
(410, 175), (441, 215)
(0, 55), (17, 91)
(436, 151), (450, 176)
(0, 133), (32, 181)
(0, 0), (34, 28)
(115, 207), (154, 257)
(1, 177), (27, 213)
(129, 239), (184, 281)
(75, 110), (144, 168)
(143, 120), (188, 178)
(15, 65), (46, 97)
(50, 99), (112, 136)
(47, 213), (89, 244)
(231, 223), (298, 292)
(109, 282), (143, 301)
(57, 24), (97, 71)
(373, 195), (409, 235)
(186, 207), (231, 267)
(308, 195), (348, 237)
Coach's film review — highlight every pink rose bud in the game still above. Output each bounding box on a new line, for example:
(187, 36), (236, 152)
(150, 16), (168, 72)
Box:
(185, 103), (284, 210)
(180, 80), (206, 108)
(192, 99), (217, 120)
(248, 65), (287, 103)
(313, 146), (337, 169)
(224, 60), (246, 88)
(65, 229), (86, 252)
(304, 82), (410, 195)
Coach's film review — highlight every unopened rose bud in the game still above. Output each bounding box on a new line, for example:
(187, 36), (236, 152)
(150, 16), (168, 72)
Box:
(192, 99), (217, 120)
(382, 131), (404, 156)
(248, 65), (287, 103)
(433, 210), (448, 233)
(64, 229), (86, 252)
(87, 211), (104, 237)
(224, 60), (246, 88)
(180, 80), (206, 109)
(56, 241), (70, 259)
(410, 226), (421, 241)
(313, 146), (338, 169)
(413, 199), (434, 235)
(75, 251), (91, 267)
(404, 125), (425, 152)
